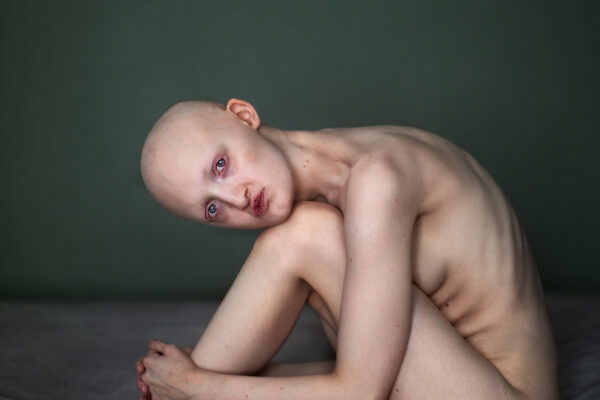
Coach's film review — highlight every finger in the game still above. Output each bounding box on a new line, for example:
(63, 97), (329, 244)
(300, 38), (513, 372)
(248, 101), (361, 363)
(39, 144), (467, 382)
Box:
(142, 351), (162, 368)
(136, 357), (146, 373)
(143, 347), (164, 367)
(141, 370), (152, 385)
(148, 339), (168, 354)
(137, 376), (149, 393)
(152, 341), (180, 357)
(137, 379), (148, 394)
(145, 348), (161, 358)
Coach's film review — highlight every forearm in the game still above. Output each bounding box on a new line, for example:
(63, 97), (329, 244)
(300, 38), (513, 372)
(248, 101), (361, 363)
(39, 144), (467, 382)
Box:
(257, 361), (335, 377)
(191, 370), (370, 400)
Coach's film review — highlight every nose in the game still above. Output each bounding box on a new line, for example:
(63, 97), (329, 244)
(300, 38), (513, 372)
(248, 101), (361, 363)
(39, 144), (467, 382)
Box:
(220, 185), (250, 210)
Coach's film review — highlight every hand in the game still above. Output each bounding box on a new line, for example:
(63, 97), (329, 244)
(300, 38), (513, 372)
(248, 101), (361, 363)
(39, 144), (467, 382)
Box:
(136, 346), (194, 400)
(141, 341), (204, 400)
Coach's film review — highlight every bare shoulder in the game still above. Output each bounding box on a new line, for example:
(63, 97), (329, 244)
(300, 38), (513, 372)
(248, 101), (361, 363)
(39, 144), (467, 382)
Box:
(340, 152), (424, 237)
(325, 124), (468, 213)
(332, 124), (452, 146)
(347, 149), (423, 202)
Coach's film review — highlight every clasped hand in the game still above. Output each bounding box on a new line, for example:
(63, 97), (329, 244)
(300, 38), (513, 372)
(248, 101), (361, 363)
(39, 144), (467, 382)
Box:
(135, 340), (208, 400)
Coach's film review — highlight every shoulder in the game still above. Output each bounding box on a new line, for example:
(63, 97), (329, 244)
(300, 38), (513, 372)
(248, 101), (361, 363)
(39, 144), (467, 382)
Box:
(349, 150), (420, 198)
(344, 151), (422, 230)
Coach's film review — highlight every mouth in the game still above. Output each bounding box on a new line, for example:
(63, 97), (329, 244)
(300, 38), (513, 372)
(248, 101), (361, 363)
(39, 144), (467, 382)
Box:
(252, 188), (267, 216)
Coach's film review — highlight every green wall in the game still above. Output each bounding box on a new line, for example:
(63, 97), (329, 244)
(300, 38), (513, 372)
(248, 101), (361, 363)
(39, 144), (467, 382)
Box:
(1, 0), (598, 299)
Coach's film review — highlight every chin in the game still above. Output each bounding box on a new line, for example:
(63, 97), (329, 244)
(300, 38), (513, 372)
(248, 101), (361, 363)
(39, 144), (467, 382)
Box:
(257, 210), (288, 229)
(268, 214), (290, 228)
(273, 195), (295, 224)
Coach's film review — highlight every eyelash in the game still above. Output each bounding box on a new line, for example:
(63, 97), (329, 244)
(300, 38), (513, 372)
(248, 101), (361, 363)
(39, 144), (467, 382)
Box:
(206, 156), (227, 220)
(206, 202), (218, 220)
(215, 157), (226, 175)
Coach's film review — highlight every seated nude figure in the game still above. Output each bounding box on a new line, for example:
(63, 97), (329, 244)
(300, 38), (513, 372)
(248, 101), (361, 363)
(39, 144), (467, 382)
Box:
(136, 99), (558, 399)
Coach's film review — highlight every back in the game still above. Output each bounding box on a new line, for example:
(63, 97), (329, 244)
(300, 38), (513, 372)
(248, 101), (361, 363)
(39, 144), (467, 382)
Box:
(324, 125), (558, 397)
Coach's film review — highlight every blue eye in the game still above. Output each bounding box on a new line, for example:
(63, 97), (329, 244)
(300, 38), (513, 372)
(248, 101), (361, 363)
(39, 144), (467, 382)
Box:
(215, 158), (226, 173)
(207, 203), (217, 219)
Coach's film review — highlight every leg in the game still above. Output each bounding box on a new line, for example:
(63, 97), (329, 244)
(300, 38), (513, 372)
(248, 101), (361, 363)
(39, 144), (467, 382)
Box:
(192, 202), (524, 398)
(190, 202), (348, 375)
(189, 215), (313, 374)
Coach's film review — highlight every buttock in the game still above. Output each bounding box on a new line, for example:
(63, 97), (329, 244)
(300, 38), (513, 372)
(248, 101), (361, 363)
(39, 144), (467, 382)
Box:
(459, 309), (559, 399)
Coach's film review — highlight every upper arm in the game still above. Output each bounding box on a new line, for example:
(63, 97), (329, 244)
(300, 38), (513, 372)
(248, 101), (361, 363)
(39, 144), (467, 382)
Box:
(334, 154), (421, 397)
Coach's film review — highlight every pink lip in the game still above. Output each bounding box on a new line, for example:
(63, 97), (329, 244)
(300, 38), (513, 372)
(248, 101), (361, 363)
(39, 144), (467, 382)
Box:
(252, 188), (266, 216)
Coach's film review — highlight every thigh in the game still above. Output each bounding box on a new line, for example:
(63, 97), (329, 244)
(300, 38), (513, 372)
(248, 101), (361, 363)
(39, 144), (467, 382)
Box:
(190, 230), (312, 374)
(193, 201), (524, 398)
(390, 286), (523, 399)
(295, 206), (524, 399)
(309, 285), (522, 400)
(190, 202), (341, 375)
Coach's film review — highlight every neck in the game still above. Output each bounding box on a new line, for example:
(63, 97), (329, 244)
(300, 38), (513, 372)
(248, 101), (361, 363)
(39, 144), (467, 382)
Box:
(257, 125), (351, 207)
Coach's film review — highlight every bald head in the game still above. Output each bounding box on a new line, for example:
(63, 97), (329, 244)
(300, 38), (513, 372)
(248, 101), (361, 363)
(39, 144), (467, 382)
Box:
(140, 101), (227, 214)
(146, 101), (224, 141)
(140, 98), (295, 228)
(140, 99), (268, 221)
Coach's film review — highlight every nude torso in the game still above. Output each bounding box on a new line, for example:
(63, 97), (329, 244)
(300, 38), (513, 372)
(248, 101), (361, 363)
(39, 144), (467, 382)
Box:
(303, 125), (557, 395)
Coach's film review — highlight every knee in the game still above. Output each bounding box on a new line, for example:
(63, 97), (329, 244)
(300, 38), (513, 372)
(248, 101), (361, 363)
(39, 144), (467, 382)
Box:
(257, 201), (344, 247)
(254, 201), (346, 268)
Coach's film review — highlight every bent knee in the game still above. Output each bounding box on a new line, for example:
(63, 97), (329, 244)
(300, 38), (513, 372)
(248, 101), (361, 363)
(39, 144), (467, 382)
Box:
(254, 201), (346, 267)
(257, 201), (343, 244)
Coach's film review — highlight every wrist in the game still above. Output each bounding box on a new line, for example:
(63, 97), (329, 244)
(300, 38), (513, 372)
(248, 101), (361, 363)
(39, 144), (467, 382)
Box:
(184, 367), (215, 398)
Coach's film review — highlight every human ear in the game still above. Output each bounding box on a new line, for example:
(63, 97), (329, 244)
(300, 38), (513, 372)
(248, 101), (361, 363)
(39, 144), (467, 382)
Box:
(225, 98), (261, 129)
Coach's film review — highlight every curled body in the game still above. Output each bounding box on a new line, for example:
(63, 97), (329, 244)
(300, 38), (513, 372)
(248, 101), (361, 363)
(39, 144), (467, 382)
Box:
(303, 125), (558, 398)
(138, 99), (558, 400)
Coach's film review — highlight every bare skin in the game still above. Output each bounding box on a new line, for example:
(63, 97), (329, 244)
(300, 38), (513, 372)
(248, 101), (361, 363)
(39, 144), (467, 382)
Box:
(137, 99), (558, 399)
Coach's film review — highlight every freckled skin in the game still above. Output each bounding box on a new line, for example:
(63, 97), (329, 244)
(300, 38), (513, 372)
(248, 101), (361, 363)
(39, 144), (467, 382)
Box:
(138, 99), (558, 400)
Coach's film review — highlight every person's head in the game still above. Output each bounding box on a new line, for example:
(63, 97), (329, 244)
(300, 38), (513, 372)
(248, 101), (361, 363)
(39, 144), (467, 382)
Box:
(140, 99), (295, 229)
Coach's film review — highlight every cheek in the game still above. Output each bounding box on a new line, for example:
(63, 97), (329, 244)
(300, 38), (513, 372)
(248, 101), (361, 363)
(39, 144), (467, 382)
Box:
(273, 194), (294, 223)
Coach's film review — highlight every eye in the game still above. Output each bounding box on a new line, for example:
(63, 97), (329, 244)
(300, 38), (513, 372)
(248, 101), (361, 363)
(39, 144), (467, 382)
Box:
(215, 157), (226, 174)
(206, 202), (218, 219)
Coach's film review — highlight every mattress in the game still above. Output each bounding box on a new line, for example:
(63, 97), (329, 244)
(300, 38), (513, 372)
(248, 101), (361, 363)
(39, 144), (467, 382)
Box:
(0, 294), (598, 399)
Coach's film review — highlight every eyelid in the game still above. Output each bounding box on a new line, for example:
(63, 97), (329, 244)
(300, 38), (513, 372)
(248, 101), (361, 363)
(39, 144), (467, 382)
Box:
(214, 155), (227, 175)
(204, 154), (227, 221)
(205, 200), (218, 221)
